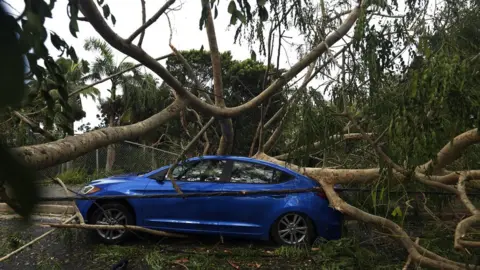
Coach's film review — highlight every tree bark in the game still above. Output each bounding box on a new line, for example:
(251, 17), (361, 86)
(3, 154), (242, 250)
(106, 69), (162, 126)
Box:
(200, 0), (234, 154)
(105, 114), (116, 172)
(12, 99), (186, 170)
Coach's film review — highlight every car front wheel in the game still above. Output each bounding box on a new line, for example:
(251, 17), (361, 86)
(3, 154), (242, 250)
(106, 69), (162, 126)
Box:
(272, 212), (315, 245)
(90, 202), (134, 244)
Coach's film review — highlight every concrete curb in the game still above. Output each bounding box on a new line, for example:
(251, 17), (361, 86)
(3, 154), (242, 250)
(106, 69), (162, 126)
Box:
(0, 203), (75, 215)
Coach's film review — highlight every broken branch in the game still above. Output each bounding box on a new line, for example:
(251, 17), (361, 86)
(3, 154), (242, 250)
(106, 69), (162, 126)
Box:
(126, 0), (176, 44)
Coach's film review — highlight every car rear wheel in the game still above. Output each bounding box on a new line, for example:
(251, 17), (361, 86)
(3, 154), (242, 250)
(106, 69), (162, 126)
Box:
(272, 212), (315, 245)
(90, 202), (134, 244)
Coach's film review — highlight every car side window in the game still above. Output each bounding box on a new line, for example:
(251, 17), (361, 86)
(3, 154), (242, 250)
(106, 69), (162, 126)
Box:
(229, 161), (293, 184)
(172, 159), (226, 182)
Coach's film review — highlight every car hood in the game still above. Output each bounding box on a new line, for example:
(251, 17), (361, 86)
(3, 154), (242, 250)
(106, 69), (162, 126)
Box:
(90, 173), (149, 185)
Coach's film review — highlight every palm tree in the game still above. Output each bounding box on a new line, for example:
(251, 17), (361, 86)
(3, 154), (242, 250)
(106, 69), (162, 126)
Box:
(84, 37), (161, 172)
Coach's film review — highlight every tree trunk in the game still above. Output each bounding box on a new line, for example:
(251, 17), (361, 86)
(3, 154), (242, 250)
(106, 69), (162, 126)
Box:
(105, 115), (116, 172)
(12, 99), (185, 170)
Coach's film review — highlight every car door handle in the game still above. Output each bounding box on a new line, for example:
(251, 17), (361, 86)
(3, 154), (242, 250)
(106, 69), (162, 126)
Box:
(270, 194), (286, 198)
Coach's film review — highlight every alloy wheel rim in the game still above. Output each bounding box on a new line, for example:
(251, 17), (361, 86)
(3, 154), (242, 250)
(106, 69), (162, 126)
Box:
(277, 213), (308, 245)
(96, 209), (127, 240)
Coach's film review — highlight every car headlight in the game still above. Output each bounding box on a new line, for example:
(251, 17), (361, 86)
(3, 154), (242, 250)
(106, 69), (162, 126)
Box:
(80, 185), (101, 195)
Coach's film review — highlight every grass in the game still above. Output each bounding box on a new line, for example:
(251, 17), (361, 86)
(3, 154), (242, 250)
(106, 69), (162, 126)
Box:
(55, 168), (125, 185)
(0, 216), (479, 269)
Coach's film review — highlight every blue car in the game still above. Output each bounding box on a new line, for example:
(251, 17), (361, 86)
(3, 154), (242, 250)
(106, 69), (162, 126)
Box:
(75, 156), (344, 245)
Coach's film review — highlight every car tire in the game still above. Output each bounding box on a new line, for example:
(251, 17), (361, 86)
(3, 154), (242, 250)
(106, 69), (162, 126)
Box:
(90, 202), (135, 245)
(271, 212), (315, 246)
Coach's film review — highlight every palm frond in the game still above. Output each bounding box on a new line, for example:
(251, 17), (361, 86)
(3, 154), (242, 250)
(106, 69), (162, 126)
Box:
(84, 37), (115, 65)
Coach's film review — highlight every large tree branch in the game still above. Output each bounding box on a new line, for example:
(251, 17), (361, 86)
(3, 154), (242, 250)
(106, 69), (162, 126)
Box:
(12, 100), (186, 169)
(200, 0), (233, 154)
(126, 0), (176, 44)
(419, 129), (480, 174)
(455, 214), (480, 249)
(321, 183), (465, 270)
(78, 0), (360, 118)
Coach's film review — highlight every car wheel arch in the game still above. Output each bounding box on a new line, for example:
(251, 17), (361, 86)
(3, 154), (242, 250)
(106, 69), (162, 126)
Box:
(87, 199), (137, 224)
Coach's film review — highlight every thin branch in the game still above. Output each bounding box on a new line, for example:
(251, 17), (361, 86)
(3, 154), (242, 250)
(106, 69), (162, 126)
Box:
(39, 223), (187, 238)
(263, 63), (316, 153)
(79, 0), (361, 118)
(166, 117), (215, 194)
(69, 53), (172, 97)
(275, 133), (371, 160)
(0, 215), (77, 262)
(169, 44), (213, 104)
(12, 111), (56, 141)
(126, 0), (176, 44)
(187, 108), (211, 155)
(53, 177), (85, 224)
(402, 237), (420, 270)
(137, 0), (147, 47)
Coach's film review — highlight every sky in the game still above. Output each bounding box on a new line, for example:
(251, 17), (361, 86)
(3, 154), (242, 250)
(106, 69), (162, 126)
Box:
(5, 0), (392, 133)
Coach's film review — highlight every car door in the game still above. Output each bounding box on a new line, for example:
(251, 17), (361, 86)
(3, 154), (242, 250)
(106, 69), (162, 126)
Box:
(218, 160), (297, 236)
(141, 158), (228, 233)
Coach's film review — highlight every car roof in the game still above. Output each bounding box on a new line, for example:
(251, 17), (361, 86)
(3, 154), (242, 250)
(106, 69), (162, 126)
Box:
(182, 155), (305, 178)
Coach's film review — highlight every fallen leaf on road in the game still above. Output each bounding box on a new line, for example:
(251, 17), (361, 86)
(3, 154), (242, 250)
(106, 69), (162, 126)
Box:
(227, 260), (240, 269)
(173, 258), (189, 264)
(247, 262), (262, 268)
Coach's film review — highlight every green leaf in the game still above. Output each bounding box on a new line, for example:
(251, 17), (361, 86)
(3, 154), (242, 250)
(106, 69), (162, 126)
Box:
(102, 5), (111, 19)
(391, 206), (403, 217)
(243, 0), (252, 21)
(230, 14), (237, 25)
(258, 6), (269, 21)
(228, 0), (237, 14)
(68, 2), (79, 38)
(66, 47), (78, 63)
(257, 0), (267, 6)
(410, 71), (418, 98)
(234, 10), (246, 23)
(69, 18), (79, 38)
(111, 14), (116, 25)
(250, 50), (257, 61)
(50, 32), (63, 50)
(214, 6), (218, 19)
(199, 5), (209, 30)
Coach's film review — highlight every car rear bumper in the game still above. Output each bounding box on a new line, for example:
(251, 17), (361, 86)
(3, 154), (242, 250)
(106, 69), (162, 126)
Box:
(312, 207), (344, 240)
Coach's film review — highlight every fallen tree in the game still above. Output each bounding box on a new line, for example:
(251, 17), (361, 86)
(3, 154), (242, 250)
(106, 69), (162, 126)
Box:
(1, 0), (479, 268)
